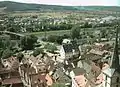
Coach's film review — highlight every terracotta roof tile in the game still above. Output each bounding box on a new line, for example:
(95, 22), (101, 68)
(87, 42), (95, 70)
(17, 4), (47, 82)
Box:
(73, 68), (86, 76)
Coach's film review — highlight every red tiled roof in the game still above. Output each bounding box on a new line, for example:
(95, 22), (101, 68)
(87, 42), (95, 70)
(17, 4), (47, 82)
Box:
(31, 74), (47, 86)
(2, 77), (22, 85)
(0, 68), (19, 75)
(0, 69), (12, 74)
(31, 74), (46, 82)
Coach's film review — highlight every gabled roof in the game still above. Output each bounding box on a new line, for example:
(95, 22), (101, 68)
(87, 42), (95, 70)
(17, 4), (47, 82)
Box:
(63, 44), (73, 53)
(102, 68), (115, 77)
(73, 68), (86, 76)
(2, 77), (22, 85)
(2, 56), (19, 70)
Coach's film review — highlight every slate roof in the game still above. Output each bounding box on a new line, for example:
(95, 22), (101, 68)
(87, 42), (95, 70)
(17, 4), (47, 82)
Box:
(63, 44), (73, 53)
(82, 60), (92, 74)
(102, 68), (115, 77)
(63, 43), (79, 53)
(82, 60), (101, 80)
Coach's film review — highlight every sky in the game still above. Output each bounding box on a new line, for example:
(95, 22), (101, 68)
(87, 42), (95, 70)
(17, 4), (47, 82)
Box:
(0, 0), (120, 6)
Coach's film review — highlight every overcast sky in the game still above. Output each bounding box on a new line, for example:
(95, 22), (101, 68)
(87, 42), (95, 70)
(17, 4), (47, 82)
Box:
(0, 0), (120, 6)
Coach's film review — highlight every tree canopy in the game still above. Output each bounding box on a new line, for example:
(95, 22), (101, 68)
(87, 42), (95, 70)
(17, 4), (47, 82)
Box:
(44, 43), (57, 53)
(51, 83), (66, 87)
(2, 49), (13, 59)
(46, 34), (70, 45)
(33, 48), (44, 57)
(17, 53), (24, 62)
(20, 35), (38, 50)
(71, 25), (81, 39)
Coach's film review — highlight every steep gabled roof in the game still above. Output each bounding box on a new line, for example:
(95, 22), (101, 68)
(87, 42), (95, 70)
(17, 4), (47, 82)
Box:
(102, 68), (115, 77)
(63, 44), (73, 53)
(73, 68), (86, 76)
(62, 42), (79, 53)
(2, 77), (22, 85)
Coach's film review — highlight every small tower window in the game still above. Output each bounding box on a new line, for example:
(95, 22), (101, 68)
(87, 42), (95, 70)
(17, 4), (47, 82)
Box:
(116, 85), (118, 87)
(105, 76), (107, 81)
(117, 77), (119, 82)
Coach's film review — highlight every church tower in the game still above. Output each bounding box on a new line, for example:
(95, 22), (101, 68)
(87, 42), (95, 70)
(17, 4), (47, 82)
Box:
(102, 27), (120, 87)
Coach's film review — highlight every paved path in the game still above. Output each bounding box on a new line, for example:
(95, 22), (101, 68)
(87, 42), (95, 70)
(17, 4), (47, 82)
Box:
(0, 31), (24, 37)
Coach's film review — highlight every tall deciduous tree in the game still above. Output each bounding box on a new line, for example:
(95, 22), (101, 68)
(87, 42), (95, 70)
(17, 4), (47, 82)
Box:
(20, 35), (38, 50)
(71, 25), (81, 39)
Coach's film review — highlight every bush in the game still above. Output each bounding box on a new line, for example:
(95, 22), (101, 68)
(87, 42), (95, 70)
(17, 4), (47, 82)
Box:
(71, 25), (81, 39)
(17, 53), (24, 62)
(47, 34), (70, 44)
(41, 37), (47, 41)
(33, 48), (44, 57)
(44, 43), (57, 53)
(51, 83), (66, 87)
(47, 35), (58, 43)
(2, 49), (13, 59)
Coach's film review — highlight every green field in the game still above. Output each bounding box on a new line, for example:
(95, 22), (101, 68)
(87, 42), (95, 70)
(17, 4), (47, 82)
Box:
(23, 27), (114, 37)
(23, 30), (71, 37)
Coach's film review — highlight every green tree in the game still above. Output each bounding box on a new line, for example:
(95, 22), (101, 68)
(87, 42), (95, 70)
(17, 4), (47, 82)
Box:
(0, 49), (3, 58)
(33, 48), (44, 57)
(44, 43), (57, 53)
(47, 35), (58, 43)
(56, 36), (63, 45)
(100, 29), (107, 38)
(83, 22), (92, 28)
(2, 49), (13, 59)
(17, 53), (24, 62)
(0, 40), (3, 49)
(71, 25), (81, 39)
(0, 37), (11, 50)
(47, 34), (70, 44)
(51, 83), (66, 87)
(20, 35), (38, 50)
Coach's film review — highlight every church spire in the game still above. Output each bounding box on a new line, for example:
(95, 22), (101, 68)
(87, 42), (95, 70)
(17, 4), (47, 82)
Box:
(110, 26), (119, 69)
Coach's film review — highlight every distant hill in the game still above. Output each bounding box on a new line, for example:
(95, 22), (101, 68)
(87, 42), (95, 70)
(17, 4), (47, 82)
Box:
(0, 1), (120, 12)
(75, 6), (120, 12)
(0, 1), (77, 12)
